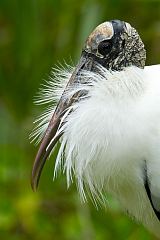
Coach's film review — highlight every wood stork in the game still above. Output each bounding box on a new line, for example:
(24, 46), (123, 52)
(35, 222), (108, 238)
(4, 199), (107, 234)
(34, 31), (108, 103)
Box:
(31, 20), (160, 237)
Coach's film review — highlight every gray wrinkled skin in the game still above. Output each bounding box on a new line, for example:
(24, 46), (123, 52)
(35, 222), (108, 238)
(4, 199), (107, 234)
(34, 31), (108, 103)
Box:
(84, 21), (146, 71)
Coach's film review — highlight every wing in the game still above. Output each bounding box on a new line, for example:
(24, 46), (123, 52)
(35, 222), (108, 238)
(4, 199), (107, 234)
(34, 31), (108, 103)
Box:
(144, 160), (160, 220)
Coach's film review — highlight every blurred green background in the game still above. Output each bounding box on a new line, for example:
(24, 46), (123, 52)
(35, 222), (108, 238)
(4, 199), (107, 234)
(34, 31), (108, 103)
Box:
(0, 0), (160, 239)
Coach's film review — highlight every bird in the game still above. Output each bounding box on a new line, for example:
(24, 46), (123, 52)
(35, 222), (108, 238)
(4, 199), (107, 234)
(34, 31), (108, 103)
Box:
(31, 20), (160, 237)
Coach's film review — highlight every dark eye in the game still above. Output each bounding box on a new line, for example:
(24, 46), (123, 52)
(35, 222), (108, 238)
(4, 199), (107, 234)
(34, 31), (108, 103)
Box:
(98, 40), (112, 56)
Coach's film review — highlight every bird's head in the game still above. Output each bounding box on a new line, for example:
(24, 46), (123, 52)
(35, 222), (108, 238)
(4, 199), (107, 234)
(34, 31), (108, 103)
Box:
(31, 20), (146, 191)
(83, 20), (146, 71)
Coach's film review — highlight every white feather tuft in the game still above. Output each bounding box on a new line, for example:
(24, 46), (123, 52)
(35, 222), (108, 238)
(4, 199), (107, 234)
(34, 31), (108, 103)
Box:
(30, 64), (74, 144)
(53, 65), (146, 203)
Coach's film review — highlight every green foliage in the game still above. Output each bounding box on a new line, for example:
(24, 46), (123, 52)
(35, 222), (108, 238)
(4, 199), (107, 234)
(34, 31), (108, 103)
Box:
(0, 0), (160, 239)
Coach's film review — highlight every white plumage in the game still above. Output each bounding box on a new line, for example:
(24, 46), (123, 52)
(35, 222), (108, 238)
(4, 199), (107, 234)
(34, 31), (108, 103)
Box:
(31, 20), (160, 237)
(33, 64), (160, 236)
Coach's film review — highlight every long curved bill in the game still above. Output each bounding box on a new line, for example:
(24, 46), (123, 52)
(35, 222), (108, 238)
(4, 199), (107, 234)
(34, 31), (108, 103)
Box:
(31, 52), (94, 191)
